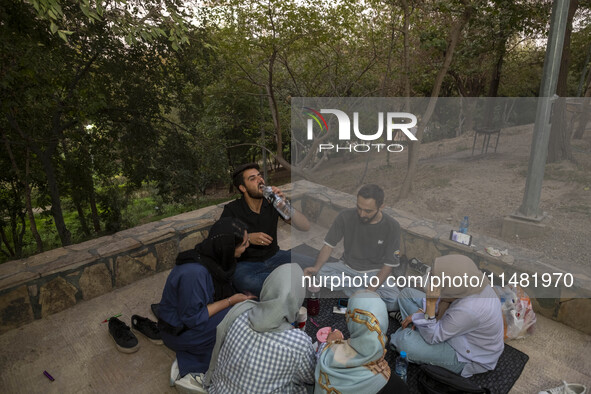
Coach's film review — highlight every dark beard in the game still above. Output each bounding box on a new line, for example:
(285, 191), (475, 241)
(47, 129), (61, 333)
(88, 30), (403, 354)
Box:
(358, 211), (379, 224)
(246, 186), (264, 199)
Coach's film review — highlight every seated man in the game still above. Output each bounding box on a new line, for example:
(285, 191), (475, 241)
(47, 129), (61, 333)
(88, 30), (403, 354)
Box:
(220, 163), (311, 297)
(304, 184), (401, 311)
(390, 255), (504, 377)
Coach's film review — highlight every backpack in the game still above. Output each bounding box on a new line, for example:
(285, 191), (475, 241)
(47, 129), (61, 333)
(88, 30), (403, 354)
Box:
(418, 365), (490, 394)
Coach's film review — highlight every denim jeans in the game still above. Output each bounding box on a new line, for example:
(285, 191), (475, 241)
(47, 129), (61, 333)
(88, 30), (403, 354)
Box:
(390, 287), (465, 374)
(233, 250), (316, 297)
(317, 261), (401, 311)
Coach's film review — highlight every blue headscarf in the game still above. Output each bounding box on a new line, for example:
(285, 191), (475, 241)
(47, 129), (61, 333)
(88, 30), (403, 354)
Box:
(315, 291), (390, 394)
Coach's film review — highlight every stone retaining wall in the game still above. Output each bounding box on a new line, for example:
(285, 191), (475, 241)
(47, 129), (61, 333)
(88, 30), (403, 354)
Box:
(1, 181), (589, 335)
(0, 205), (222, 335)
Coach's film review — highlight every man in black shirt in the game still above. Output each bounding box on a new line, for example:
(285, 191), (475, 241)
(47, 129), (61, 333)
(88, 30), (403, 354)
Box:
(221, 163), (311, 297)
(304, 184), (401, 311)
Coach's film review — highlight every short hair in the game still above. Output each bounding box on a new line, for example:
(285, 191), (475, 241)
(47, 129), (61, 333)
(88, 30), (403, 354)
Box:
(232, 163), (260, 192)
(357, 184), (384, 207)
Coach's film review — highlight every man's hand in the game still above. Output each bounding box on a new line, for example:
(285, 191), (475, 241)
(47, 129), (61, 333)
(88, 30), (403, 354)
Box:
(248, 232), (273, 246)
(303, 266), (319, 277)
(270, 186), (284, 200)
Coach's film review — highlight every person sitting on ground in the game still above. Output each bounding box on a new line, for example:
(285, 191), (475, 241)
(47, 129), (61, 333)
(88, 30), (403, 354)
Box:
(157, 217), (256, 389)
(315, 290), (408, 394)
(303, 184), (401, 311)
(204, 263), (316, 393)
(220, 163), (311, 297)
(390, 255), (504, 377)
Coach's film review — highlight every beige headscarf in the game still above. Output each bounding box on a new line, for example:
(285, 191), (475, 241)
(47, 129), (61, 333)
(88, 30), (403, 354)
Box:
(431, 255), (489, 319)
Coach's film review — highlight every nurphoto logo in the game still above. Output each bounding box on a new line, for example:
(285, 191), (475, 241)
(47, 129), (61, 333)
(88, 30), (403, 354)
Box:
(304, 108), (418, 153)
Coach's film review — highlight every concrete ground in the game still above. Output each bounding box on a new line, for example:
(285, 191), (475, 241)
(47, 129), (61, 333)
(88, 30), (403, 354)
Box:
(1, 223), (590, 393)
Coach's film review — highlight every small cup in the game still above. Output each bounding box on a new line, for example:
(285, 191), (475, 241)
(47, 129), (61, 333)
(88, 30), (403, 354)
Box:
(296, 306), (307, 330)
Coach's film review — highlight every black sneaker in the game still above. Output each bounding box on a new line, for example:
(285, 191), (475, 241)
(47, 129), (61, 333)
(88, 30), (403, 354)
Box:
(109, 317), (139, 353)
(131, 315), (163, 345)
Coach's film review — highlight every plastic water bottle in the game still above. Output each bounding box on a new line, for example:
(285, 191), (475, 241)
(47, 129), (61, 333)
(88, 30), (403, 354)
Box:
(395, 351), (408, 383)
(262, 186), (293, 220)
(460, 216), (469, 234)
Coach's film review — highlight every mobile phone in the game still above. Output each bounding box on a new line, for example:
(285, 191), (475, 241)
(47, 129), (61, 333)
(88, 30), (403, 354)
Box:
(450, 230), (472, 246)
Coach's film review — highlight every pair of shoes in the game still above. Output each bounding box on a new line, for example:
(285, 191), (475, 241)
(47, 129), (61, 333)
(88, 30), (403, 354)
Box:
(389, 311), (403, 325)
(174, 372), (208, 394)
(132, 315), (163, 345)
(409, 257), (431, 276)
(109, 317), (139, 353)
(538, 381), (587, 394)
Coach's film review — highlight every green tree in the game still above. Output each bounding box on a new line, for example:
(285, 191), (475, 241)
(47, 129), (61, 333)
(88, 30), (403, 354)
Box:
(2, 0), (214, 250)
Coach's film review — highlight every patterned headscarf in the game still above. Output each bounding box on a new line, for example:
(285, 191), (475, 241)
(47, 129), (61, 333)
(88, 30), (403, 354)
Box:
(315, 291), (390, 394)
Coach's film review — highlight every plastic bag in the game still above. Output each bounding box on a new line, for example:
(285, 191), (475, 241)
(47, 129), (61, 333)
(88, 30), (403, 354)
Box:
(493, 284), (536, 340)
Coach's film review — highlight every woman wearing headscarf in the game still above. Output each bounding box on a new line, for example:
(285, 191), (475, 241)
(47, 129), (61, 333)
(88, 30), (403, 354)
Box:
(204, 263), (316, 393)
(157, 217), (255, 386)
(314, 290), (407, 394)
(390, 254), (504, 377)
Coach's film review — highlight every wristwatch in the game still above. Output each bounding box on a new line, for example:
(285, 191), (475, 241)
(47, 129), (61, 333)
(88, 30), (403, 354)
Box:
(424, 313), (436, 320)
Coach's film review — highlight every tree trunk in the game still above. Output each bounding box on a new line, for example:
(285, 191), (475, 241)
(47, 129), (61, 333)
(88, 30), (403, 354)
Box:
(39, 153), (72, 245)
(399, 2), (473, 200)
(74, 198), (90, 236)
(402, 0), (412, 167)
(483, 39), (507, 128)
(266, 49), (287, 172)
(2, 135), (44, 253)
(16, 212), (26, 258)
(23, 152), (43, 253)
(9, 211), (24, 259)
(89, 182), (101, 233)
(0, 227), (15, 257)
(547, 0), (578, 163)
(356, 155), (371, 188)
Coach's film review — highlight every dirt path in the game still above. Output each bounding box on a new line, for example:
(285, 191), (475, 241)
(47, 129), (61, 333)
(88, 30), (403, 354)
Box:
(312, 124), (591, 268)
